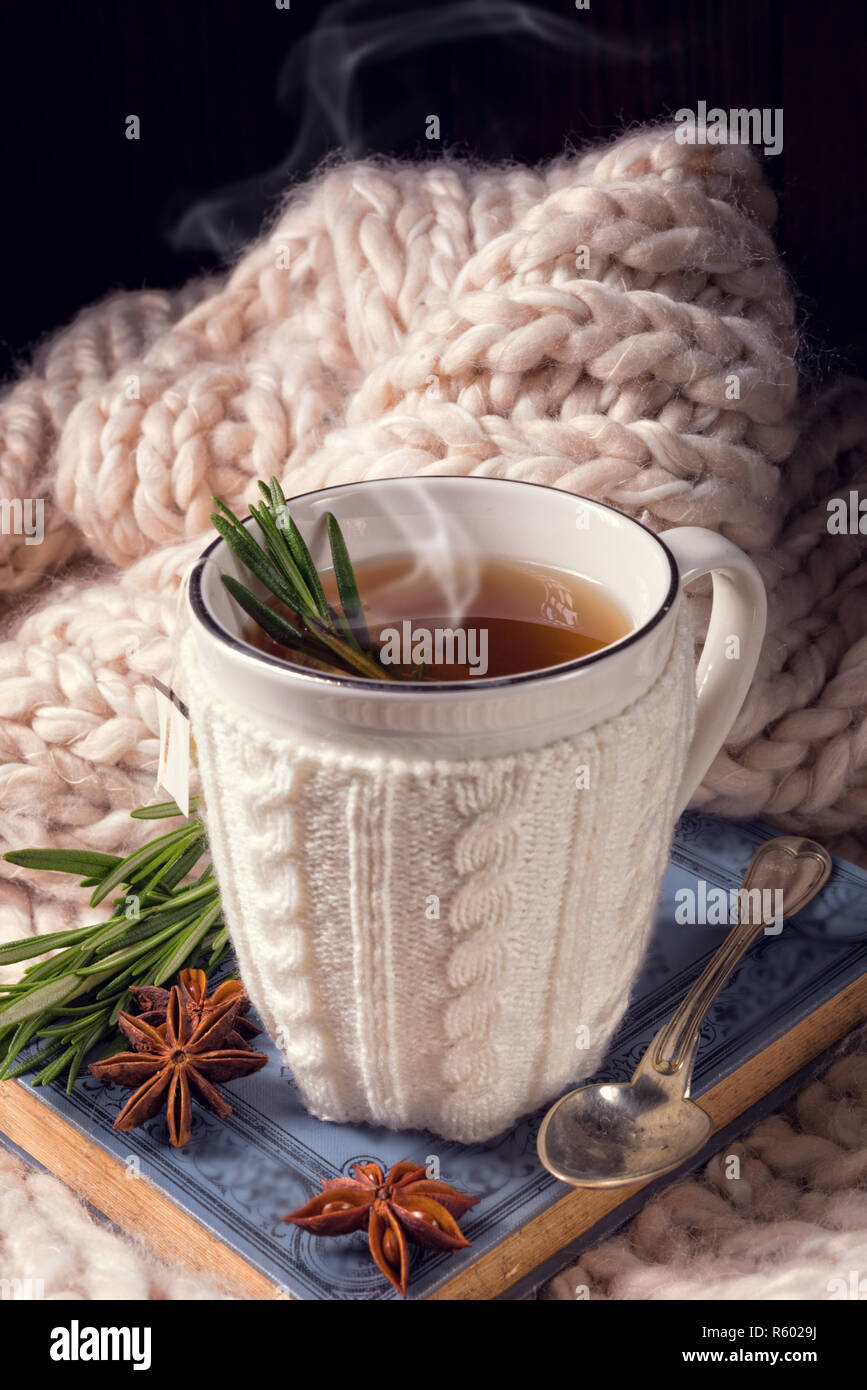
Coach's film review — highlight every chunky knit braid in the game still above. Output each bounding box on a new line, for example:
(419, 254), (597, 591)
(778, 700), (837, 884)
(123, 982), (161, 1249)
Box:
(0, 125), (866, 957)
(0, 283), (213, 597)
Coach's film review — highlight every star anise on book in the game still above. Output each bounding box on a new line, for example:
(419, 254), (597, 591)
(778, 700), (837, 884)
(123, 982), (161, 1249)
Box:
(89, 985), (267, 1147)
(128, 968), (262, 1051)
(283, 1160), (479, 1296)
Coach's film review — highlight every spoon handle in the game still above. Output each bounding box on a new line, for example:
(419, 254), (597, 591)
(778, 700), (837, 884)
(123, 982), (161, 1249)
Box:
(641, 836), (832, 1090)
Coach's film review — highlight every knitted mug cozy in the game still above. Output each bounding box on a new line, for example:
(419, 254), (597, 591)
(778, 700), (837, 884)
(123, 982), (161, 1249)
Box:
(179, 601), (695, 1143)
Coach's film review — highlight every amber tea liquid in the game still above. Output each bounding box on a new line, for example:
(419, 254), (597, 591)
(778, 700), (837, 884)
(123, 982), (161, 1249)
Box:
(243, 554), (631, 681)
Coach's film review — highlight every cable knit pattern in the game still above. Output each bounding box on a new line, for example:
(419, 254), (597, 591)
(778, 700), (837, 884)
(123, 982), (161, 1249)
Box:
(178, 603), (694, 1142)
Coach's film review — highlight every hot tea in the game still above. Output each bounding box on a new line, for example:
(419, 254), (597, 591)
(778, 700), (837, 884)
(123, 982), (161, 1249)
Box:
(242, 553), (631, 680)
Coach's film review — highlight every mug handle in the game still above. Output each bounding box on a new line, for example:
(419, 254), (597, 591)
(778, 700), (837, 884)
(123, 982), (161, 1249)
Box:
(659, 527), (767, 817)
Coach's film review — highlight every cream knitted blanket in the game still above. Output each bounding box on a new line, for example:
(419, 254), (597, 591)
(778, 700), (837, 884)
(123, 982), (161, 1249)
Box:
(1, 123), (866, 1293)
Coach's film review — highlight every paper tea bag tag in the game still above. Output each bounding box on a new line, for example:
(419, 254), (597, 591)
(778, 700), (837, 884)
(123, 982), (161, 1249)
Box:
(153, 678), (191, 817)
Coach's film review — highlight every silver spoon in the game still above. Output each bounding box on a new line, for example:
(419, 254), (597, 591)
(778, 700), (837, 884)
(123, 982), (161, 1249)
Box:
(537, 835), (833, 1188)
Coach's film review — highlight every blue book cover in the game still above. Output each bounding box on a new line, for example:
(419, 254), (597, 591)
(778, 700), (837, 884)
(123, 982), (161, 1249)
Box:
(7, 811), (867, 1299)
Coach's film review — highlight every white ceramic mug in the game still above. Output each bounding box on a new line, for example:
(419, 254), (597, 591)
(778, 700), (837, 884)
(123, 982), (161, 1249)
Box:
(181, 477), (766, 1142)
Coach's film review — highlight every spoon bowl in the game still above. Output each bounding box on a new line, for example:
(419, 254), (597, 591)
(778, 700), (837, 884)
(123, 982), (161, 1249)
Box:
(538, 1075), (713, 1188)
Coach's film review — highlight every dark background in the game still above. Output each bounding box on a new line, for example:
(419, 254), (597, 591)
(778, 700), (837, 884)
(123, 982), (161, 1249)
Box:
(1, 0), (864, 385)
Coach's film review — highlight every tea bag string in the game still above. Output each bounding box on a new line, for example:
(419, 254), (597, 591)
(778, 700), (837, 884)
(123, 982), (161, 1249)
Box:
(165, 553), (222, 700)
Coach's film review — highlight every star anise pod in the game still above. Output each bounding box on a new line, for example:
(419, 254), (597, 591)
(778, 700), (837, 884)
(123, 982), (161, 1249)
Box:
(89, 985), (267, 1147)
(128, 968), (262, 1051)
(283, 1160), (479, 1296)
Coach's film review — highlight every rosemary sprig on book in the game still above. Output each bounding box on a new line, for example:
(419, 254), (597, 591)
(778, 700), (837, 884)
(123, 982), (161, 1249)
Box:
(0, 798), (230, 1092)
(211, 477), (421, 681)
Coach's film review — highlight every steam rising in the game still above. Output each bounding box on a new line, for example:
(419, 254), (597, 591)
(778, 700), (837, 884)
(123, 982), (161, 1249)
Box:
(173, 1), (656, 652)
(310, 481), (482, 632)
(168, 0), (652, 255)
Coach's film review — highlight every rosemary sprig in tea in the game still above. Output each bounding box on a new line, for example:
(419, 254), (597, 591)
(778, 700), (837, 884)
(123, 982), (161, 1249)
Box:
(0, 798), (232, 1092)
(211, 478), (417, 681)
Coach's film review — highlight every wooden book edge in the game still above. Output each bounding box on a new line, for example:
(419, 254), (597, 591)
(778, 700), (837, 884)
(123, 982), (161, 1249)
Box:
(1, 973), (865, 1302)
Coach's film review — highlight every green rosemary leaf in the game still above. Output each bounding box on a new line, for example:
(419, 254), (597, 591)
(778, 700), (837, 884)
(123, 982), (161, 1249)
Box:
(211, 511), (310, 618)
(43, 946), (93, 978)
(212, 496), (244, 525)
(19, 953), (82, 985)
(2, 849), (121, 878)
(92, 898), (207, 958)
(306, 616), (395, 681)
(325, 603), (361, 652)
(97, 880), (219, 951)
(198, 928), (223, 963)
(0, 798), (235, 1089)
(66, 1017), (110, 1093)
(0, 923), (102, 967)
(149, 879), (220, 921)
(249, 501), (318, 616)
(158, 836), (207, 893)
(269, 491), (330, 619)
(19, 944), (110, 989)
(90, 823), (203, 907)
(0, 1016), (43, 1079)
(129, 832), (206, 905)
(268, 475), (285, 511)
(152, 899), (222, 985)
(108, 992), (132, 1026)
(125, 831), (200, 876)
(220, 575), (327, 663)
(122, 842), (193, 897)
(110, 929), (190, 995)
(96, 958), (148, 997)
(0, 975), (87, 1027)
(36, 1017), (95, 1040)
(207, 927), (230, 970)
(117, 845), (183, 906)
(326, 512), (372, 651)
(96, 944), (171, 996)
(79, 916), (202, 976)
(33, 1044), (77, 1088)
(2, 1040), (63, 1080)
(130, 797), (200, 820)
(40, 1002), (112, 1019)
(40, 1008), (110, 1043)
